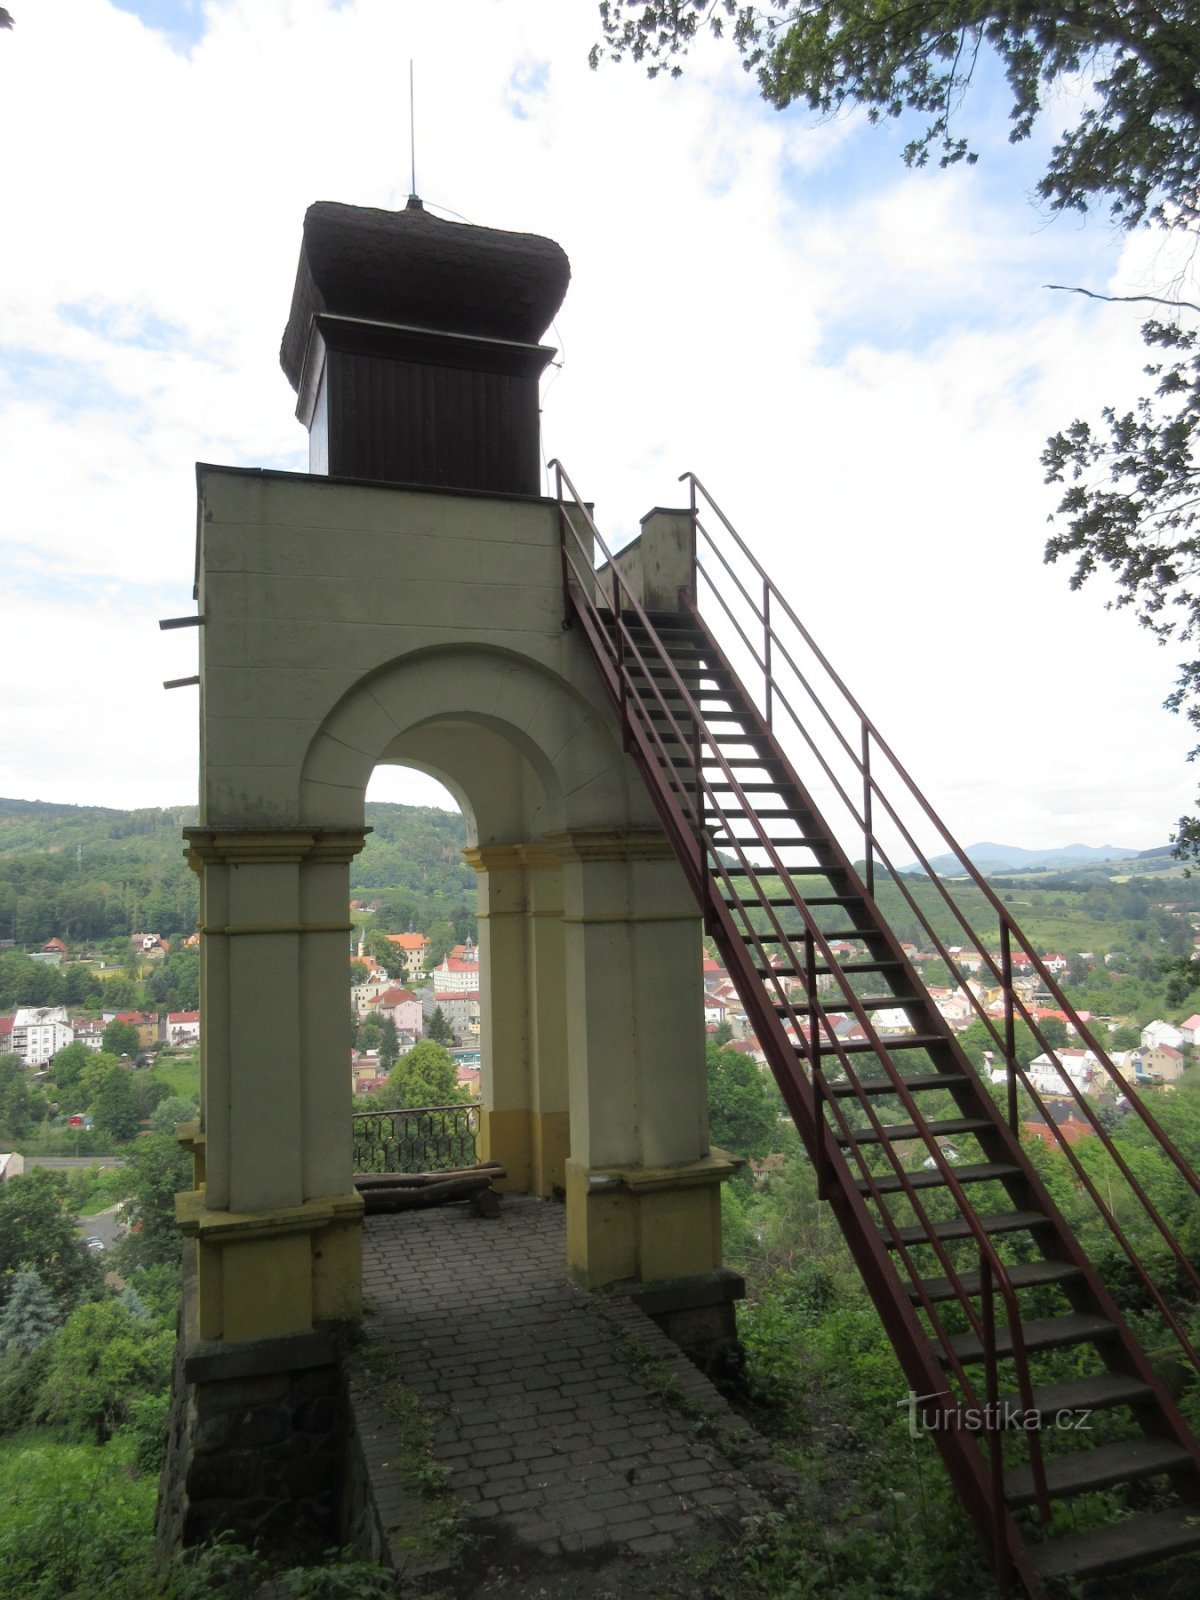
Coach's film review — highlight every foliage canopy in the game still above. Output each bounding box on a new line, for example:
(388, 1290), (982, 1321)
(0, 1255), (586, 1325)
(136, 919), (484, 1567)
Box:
(594, 2), (1200, 229)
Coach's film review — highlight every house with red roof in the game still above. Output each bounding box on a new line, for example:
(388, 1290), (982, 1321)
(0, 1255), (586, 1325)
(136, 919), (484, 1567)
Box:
(384, 931), (430, 979)
(430, 955), (480, 993)
(167, 1011), (201, 1045)
(374, 986), (423, 1036)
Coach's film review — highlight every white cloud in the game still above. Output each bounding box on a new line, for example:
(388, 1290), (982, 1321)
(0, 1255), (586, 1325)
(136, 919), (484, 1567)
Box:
(0, 0), (1194, 851)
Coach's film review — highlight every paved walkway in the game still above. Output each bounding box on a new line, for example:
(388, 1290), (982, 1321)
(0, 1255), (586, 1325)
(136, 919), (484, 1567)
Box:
(349, 1196), (791, 1583)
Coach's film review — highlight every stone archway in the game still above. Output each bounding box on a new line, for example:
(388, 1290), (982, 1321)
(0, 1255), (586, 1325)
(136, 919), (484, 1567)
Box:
(161, 197), (741, 1560)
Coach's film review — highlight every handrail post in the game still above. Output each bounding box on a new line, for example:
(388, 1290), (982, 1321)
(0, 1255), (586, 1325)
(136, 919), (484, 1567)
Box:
(1001, 925), (1018, 1134)
(764, 581), (773, 730)
(806, 929), (828, 1201)
(861, 723), (874, 899)
(980, 1253), (1010, 1595)
(555, 461), (572, 627)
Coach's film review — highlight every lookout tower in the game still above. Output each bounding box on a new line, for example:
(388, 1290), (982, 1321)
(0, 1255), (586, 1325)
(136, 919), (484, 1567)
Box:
(161, 199), (740, 1552)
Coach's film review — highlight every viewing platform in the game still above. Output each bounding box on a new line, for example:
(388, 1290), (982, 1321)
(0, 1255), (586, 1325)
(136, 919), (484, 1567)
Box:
(346, 1196), (791, 1591)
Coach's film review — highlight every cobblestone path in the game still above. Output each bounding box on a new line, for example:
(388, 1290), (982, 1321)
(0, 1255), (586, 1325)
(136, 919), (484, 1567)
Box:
(350, 1196), (791, 1580)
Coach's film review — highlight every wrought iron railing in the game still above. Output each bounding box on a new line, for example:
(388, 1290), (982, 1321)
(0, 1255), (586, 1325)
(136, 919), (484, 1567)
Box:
(352, 1104), (480, 1174)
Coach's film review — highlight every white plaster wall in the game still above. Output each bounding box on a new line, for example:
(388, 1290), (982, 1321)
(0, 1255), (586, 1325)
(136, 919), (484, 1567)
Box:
(197, 468), (659, 836)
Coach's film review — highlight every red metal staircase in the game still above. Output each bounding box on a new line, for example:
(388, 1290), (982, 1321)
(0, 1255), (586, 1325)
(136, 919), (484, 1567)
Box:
(552, 463), (1200, 1596)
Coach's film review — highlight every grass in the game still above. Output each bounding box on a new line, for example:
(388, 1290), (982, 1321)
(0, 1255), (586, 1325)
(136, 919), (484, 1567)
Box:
(148, 1051), (200, 1101)
(0, 1431), (158, 1598)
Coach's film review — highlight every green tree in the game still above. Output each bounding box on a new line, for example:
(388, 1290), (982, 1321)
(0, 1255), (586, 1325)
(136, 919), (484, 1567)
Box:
(91, 1066), (140, 1142)
(47, 1040), (92, 1094)
(147, 1094), (199, 1136)
(426, 1005), (454, 1047)
(101, 1019), (140, 1060)
(117, 1132), (191, 1272)
(1040, 1017), (1070, 1051)
(36, 1298), (174, 1440)
(424, 919), (457, 970)
(596, 4), (1200, 854)
(706, 1039), (784, 1160)
(378, 1015), (400, 1070)
(77, 1049), (124, 1105)
(383, 1041), (462, 1108)
(0, 1167), (97, 1315)
(594, 2), (1200, 228)
(0, 1267), (60, 1357)
(364, 929), (408, 980)
(0, 1053), (49, 1140)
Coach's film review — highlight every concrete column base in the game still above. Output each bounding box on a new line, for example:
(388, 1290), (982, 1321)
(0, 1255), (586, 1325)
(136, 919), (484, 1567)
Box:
(156, 1248), (345, 1564)
(176, 1189), (364, 1343)
(626, 1267), (746, 1378)
(478, 1106), (570, 1197)
(564, 1151), (742, 1289)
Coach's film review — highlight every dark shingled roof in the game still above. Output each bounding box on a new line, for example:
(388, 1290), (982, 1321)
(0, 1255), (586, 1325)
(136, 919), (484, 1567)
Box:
(280, 199), (571, 389)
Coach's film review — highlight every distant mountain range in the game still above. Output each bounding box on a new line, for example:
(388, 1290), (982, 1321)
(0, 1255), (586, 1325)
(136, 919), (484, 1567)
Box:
(900, 841), (1171, 877)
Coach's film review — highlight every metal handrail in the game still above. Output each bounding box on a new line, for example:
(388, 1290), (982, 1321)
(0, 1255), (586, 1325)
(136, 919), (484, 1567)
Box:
(681, 470), (1200, 1359)
(351, 1103), (480, 1174)
(551, 459), (1056, 1558)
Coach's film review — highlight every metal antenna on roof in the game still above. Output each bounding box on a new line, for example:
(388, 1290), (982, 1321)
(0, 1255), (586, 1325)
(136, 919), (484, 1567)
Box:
(407, 61), (420, 208)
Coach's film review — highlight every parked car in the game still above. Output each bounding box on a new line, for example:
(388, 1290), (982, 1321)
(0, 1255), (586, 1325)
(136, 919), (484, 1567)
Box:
(85, 1237), (104, 1253)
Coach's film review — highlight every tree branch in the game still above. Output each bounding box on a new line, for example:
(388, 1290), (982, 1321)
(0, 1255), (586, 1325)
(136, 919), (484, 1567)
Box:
(1045, 284), (1200, 315)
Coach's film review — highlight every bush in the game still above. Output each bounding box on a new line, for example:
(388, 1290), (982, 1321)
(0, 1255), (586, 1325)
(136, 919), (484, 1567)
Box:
(0, 1433), (158, 1598)
(120, 1390), (171, 1474)
(36, 1300), (174, 1441)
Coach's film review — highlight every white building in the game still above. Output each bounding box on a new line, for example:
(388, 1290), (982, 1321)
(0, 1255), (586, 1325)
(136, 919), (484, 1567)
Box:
(429, 956), (480, 994)
(1140, 1019), (1185, 1052)
(10, 1006), (74, 1065)
(1026, 1048), (1100, 1098)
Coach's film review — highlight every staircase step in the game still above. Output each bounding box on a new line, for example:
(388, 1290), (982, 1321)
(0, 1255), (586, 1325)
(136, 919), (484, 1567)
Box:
(908, 1257), (1084, 1305)
(835, 1116), (989, 1145)
(711, 783), (785, 794)
(710, 806), (804, 819)
(830, 1073), (971, 1098)
(780, 997), (927, 1019)
(1030, 1504), (1200, 1582)
(830, 1034), (950, 1055)
(855, 1161), (1019, 1195)
(1005, 1436), (1193, 1508)
(946, 1311), (1116, 1366)
(995, 1369), (1153, 1420)
(886, 1210), (1051, 1247)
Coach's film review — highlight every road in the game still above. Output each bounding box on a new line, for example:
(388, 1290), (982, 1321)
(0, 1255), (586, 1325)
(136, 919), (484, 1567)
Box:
(77, 1202), (124, 1251)
(23, 1155), (125, 1171)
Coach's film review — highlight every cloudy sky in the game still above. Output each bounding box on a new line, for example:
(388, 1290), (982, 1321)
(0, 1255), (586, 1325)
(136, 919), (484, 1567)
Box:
(1, 0), (1195, 854)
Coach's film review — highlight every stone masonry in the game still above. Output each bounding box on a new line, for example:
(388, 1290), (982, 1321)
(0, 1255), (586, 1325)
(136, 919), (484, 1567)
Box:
(346, 1196), (792, 1576)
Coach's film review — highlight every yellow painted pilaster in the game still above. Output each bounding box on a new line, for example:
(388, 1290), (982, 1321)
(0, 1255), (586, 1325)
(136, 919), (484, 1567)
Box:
(177, 1188), (364, 1343)
(564, 1151), (741, 1289)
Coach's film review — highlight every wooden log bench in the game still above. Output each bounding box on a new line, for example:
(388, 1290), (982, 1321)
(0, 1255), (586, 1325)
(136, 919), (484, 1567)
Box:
(354, 1161), (506, 1217)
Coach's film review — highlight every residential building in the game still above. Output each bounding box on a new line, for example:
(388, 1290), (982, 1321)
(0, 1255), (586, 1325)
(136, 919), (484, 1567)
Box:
(374, 987), (423, 1036)
(383, 932), (430, 979)
(430, 990), (480, 1042)
(167, 1011), (202, 1046)
(429, 955), (480, 994)
(1141, 1044), (1186, 1083)
(1141, 1019), (1185, 1052)
(10, 1006), (73, 1065)
(1025, 1048), (1099, 1098)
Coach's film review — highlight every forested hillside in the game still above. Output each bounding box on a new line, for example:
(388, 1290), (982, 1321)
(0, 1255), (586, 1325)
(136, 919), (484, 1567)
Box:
(0, 797), (476, 948)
